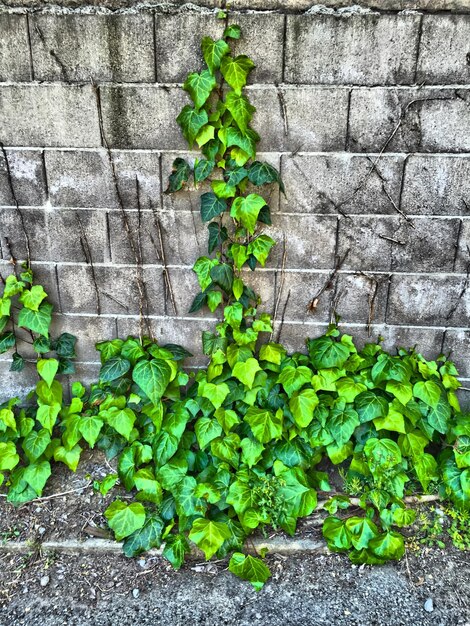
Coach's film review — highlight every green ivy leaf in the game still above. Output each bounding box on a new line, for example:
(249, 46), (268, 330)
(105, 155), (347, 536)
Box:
(22, 428), (51, 462)
(194, 159), (215, 184)
(427, 397), (451, 434)
(247, 235), (275, 267)
(355, 391), (389, 423)
(105, 500), (146, 541)
(78, 415), (103, 448)
(413, 380), (442, 409)
(201, 37), (230, 74)
(240, 437), (265, 468)
(245, 407), (283, 443)
(37, 358), (59, 388)
(53, 444), (81, 471)
(163, 533), (191, 570)
(184, 69), (217, 110)
(345, 516), (379, 550)
(200, 381), (230, 410)
(132, 359), (172, 405)
(329, 404), (360, 446)
(189, 518), (231, 560)
(227, 129), (259, 163)
(223, 24), (241, 40)
(0, 331), (15, 354)
(36, 402), (61, 434)
(19, 285), (47, 311)
(248, 161), (285, 193)
(230, 194), (266, 235)
(99, 357), (131, 383)
(259, 343), (286, 365)
(229, 553), (271, 591)
(195, 416), (223, 450)
(322, 516), (352, 550)
(278, 366), (311, 397)
(207, 222), (228, 254)
(200, 192), (227, 222)
(23, 460), (51, 496)
(225, 91), (256, 134)
(0, 441), (20, 471)
(210, 263), (234, 293)
(368, 531), (405, 560)
(18, 301), (52, 338)
(211, 180), (236, 199)
(232, 358), (261, 389)
(289, 388), (319, 428)
(122, 514), (164, 558)
(308, 336), (350, 370)
(210, 433), (240, 468)
(166, 158), (191, 193)
(220, 55), (255, 95)
(176, 105), (209, 146)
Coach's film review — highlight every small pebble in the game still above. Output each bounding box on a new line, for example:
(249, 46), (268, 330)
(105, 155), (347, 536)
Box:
(40, 575), (50, 587)
(132, 588), (140, 599)
(424, 598), (434, 613)
(38, 527), (46, 536)
(138, 559), (146, 568)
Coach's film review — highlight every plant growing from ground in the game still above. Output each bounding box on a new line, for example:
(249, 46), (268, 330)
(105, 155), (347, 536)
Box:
(0, 23), (469, 591)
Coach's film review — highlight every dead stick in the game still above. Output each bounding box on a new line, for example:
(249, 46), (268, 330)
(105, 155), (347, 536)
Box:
(0, 142), (31, 268)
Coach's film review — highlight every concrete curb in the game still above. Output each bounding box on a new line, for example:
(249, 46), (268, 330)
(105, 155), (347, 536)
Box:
(0, 536), (329, 557)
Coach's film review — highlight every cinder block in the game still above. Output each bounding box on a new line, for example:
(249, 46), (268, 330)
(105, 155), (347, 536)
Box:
(0, 208), (109, 264)
(387, 274), (469, 327)
(416, 15), (470, 85)
(117, 316), (212, 359)
(0, 85), (101, 148)
(349, 87), (470, 153)
(57, 264), (165, 316)
(379, 325), (445, 361)
(280, 154), (404, 215)
(391, 217), (461, 272)
(100, 85), (188, 150)
(285, 14), (420, 85)
(268, 213), (337, 270)
(0, 150), (46, 207)
(443, 329), (470, 378)
(333, 272), (389, 325)
(155, 13), (284, 84)
(52, 314), (117, 361)
(46, 150), (161, 210)
(109, 209), (206, 267)
(46, 150), (115, 208)
(0, 14), (31, 81)
(0, 361), (37, 404)
(400, 156), (470, 216)
(276, 321), (328, 354)
(30, 14), (155, 82)
(252, 86), (349, 152)
(337, 215), (400, 271)
(271, 271), (332, 325)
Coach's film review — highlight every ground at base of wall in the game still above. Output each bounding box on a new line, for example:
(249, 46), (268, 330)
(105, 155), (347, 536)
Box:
(0, 450), (469, 626)
(0, 545), (469, 626)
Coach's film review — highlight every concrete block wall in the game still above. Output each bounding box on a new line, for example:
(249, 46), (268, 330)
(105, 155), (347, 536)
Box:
(0, 2), (469, 402)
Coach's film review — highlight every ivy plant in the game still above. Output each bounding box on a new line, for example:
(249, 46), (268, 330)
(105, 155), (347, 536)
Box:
(0, 24), (469, 592)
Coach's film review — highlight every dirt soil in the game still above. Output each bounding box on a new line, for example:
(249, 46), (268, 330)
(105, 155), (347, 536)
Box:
(0, 451), (469, 626)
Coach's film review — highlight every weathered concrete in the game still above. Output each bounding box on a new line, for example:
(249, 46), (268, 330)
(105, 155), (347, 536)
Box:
(0, 84), (102, 147)
(0, 6), (468, 401)
(0, 14), (31, 82)
(285, 14), (421, 85)
(30, 14), (155, 82)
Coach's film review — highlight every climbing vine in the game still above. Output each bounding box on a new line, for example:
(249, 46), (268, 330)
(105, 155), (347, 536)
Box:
(0, 24), (469, 591)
